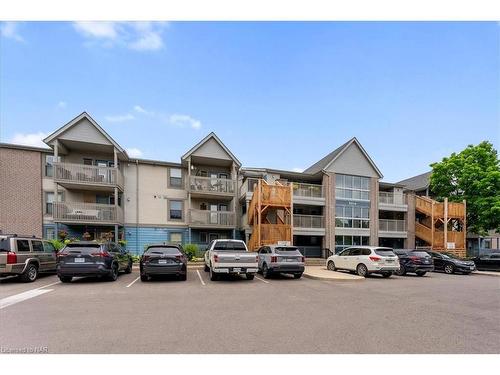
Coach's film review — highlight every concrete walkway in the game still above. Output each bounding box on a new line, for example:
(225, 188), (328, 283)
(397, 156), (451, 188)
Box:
(303, 266), (364, 281)
(474, 271), (500, 277)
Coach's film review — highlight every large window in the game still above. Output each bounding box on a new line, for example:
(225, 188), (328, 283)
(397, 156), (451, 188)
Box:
(335, 203), (370, 228)
(170, 232), (183, 244)
(335, 174), (370, 201)
(169, 200), (183, 220)
(169, 168), (183, 188)
(335, 236), (370, 252)
(44, 155), (59, 177)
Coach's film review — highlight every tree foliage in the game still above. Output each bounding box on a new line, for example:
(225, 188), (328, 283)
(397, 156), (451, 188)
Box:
(429, 141), (500, 235)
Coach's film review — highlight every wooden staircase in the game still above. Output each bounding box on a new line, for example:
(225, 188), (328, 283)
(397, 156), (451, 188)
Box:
(415, 195), (467, 257)
(247, 179), (293, 251)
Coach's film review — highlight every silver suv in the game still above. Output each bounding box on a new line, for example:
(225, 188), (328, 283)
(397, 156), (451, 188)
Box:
(0, 234), (57, 282)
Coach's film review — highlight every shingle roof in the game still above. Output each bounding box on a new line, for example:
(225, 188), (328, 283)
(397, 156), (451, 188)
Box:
(303, 138), (353, 174)
(397, 171), (432, 191)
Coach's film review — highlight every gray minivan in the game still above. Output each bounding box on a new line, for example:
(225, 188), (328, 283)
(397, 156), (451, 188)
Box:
(0, 234), (57, 282)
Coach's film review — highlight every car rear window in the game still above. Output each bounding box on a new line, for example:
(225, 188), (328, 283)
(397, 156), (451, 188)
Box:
(213, 241), (247, 251)
(374, 249), (396, 257)
(60, 243), (101, 254)
(409, 251), (430, 257)
(145, 247), (181, 255)
(275, 246), (299, 253)
(0, 237), (11, 251)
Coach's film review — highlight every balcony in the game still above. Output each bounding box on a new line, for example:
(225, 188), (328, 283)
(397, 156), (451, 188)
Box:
(189, 176), (235, 200)
(379, 219), (407, 237)
(188, 209), (236, 228)
(53, 202), (123, 225)
(379, 192), (408, 212)
(54, 162), (124, 191)
(293, 214), (325, 236)
(292, 182), (325, 206)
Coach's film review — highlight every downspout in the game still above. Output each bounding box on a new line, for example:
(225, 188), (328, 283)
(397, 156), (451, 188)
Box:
(136, 160), (139, 255)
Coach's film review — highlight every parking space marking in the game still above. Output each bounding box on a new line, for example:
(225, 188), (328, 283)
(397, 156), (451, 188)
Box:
(36, 280), (62, 290)
(255, 276), (270, 284)
(125, 276), (140, 288)
(0, 289), (53, 310)
(196, 270), (206, 286)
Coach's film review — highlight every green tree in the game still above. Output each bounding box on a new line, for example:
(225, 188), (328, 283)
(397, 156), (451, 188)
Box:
(429, 141), (500, 235)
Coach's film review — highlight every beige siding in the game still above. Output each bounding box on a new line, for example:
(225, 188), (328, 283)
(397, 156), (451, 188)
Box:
(58, 118), (112, 146)
(326, 142), (380, 178)
(191, 138), (232, 160)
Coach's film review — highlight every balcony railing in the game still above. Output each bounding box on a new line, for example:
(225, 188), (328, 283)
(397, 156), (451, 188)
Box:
(53, 202), (123, 224)
(292, 182), (324, 198)
(379, 192), (407, 206)
(293, 214), (325, 228)
(379, 219), (406, 232)
(189, 176), (235, 195)
(189, 209), (235, 227)
(54, 162), (124, 190)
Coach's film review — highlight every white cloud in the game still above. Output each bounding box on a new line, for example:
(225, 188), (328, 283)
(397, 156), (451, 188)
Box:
(169, 114), (202, 130)
(126, 147), (143, 158)
(10, 132), (49, 148)
(133, 105), (154, 116)
(104, 113), (135, 123)
(57, 101), (67, 109)
(292, 168), (304, 173)
(73, 22), (167, 51)
(1, 22), (24, 42)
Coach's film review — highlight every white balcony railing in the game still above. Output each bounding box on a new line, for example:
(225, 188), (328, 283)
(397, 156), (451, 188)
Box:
(379, 219), (406, 232)
(53, 202), (123, 224)
(292, 182), (324, 198)
(54, 162), (124, 190)
(379, 192), (407, 206)
(189, 176), (235, 194)
(293, 214), (325, 228)
(189, 209), (235, 226)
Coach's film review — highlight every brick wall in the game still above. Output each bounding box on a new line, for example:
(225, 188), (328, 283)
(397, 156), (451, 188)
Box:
(0, 147), (43, 237)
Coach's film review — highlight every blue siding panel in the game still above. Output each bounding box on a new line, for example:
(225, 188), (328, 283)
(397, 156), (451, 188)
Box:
(124, 227), (189, 255)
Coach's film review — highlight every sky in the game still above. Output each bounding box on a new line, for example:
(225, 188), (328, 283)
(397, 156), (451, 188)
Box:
(0, 21), (498, 182)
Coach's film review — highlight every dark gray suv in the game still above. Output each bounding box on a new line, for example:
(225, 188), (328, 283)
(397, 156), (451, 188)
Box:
(57, 241), (132, 282)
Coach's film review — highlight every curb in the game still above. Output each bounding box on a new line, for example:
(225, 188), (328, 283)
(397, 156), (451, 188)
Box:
(303, 272), (364, 282)
(473, 271), (500, 278)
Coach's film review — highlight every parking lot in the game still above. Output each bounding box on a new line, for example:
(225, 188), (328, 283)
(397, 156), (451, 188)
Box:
(1, 268), (499, 354)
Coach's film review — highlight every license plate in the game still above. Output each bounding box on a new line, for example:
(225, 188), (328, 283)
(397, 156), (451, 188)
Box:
(158, 259), (168, 264)
(386, 259), (394, 263)
(233, 268), (241, 273)
(74, 258), (85, 263)
(284, 258), (296, 262)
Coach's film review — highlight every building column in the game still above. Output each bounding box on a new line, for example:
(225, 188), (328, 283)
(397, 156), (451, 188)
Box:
(188, 227), (192, 243)
(113, 148), (119, 243)
(53, 140), (59, 237)
(369, 177), (379, 246)
(405, 193), (416, 249)
(323, 172), (335, 253)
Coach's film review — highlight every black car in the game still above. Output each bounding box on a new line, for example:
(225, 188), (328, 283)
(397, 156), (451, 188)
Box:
(472, 253), (500, 271)
(393, 250), (434, 276)
(140, 244), (187, 281)
(428, 251), (476, 274)
(57, 241), (132, 282)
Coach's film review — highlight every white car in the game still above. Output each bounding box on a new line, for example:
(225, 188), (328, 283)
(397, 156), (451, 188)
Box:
(326, 246), (400, 278)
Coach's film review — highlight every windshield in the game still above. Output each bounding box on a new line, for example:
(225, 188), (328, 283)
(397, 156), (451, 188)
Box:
(374, 249), (396, 257)
(275, 246), (299, 253)
(409, 251), (431, 257)
(145, 247), (180, 255)
(213, 241), (247, 251)
(60, 243), (101, 254)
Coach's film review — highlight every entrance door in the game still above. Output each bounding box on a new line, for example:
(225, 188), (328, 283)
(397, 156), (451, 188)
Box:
(219, 204), (228, 225)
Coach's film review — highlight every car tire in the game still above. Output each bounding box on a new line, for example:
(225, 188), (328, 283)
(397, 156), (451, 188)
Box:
(124, 260), (132, 274)
(140, 274), (148, 282)
(262, 264), (272, 279)
(179, 273), (187, 281)
(415, 271), (427, 277)
(293, 273), (302, 279)
(327, 261), (336, 271)
(356, 263), (368, 277)
(204, 264), (210, 272)
(444, 264), (455, 274)
(209, 266), (218, 281)
(108, 264), (119, 281)
(395, 264), (406, 276)
(59, 275), (72, 283)
(21, 263), (38, 282)
(381, 272), (392, 278)
(246, 274), (255, 280)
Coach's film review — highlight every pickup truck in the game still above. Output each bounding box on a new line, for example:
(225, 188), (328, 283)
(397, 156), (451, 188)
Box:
(204, 239), (258, 281)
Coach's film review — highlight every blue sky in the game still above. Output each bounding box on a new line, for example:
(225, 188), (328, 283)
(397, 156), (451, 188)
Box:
(1, 21), (498, 182)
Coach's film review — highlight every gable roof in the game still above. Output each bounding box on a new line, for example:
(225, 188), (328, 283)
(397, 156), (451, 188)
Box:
(303, 137), (383, 178)
(397, 171), (432, 191)
(181, 132), (241, 167)
(43, 112), (126, 154)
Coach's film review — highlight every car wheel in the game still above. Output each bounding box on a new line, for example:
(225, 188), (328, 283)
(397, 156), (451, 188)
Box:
(209, 266), (218, 281)
(204, 264), (209, 272)
(356, 263), (368, 277)
(140, 274), (149, 282)
(381, 272), (392, 278)
(262, 264), (272, 279)
(108, 264), (119, 281)
(124, 260), (132, 274)
(415, 271), (427, 277)
(395, 264), (406, 276)
(21, 263), (38, 282)
(59, 275), (72, 283)
(246, 273), (255, 280)
(293, 273), (302, 279)
(179, 273), (187, 281)
(444, 264), (455, 274)
(327, 261), (336, 271)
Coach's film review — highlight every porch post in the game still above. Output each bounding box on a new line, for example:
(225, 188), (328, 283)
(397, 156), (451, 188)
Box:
(114, 224), (119, 243)
(54, 140), (59, 237)
(187, 157), (192, 243)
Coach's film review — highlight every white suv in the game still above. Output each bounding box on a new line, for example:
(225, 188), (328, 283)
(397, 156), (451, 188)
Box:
(326, 246), (400, 278)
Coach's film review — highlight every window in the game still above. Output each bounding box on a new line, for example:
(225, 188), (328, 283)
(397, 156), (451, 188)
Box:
(335, 174), (370, 201)
(170, 232), (182, 244)
(45, 227), (55, 240)
(45, 155), (59, 177)
(45, 192), (63, 215)
(335, 236), (369, 252)
(32, 240), (44, 252)
(43, 241), (56, 253)
(169, 168), (183, 188)
(335, 203), (370, 228)
(169, 200), (183, 220)
(16, 240), (30, 252)
(199, 232), (208, 243)
(83, 158), (93, 165)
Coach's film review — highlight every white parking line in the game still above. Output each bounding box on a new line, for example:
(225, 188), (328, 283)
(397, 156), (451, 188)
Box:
(196, 270), (206, 286)
(0, 289), (53, 310)
(125, 276), (140, 288)
(255, 276), (270, 284)
(36, 280), (61, 290)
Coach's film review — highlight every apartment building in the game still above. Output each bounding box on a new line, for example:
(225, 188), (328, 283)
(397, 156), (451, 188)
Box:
(0, 112), (425, 255)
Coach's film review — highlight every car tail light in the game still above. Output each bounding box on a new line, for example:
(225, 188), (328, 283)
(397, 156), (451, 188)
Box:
(301, 256), (305, 263)
(410, 256), (421, 263)
(142, 255), (150, 262)
(57, 252), (66, 260)
(271, 256), (277, 263)
(214, 254), (219, 263)
(369, 256), (381, 262)
(175, 255), (182, 261)
(255, 256), (259, 262)
(6, 251), (17, 264)
(91, 251), (110, 258)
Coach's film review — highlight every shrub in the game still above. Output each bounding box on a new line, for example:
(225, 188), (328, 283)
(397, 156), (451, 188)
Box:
(183, 243), (198, 261)
(130, 254), (140, 263)
(49, 239), (65, 251)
